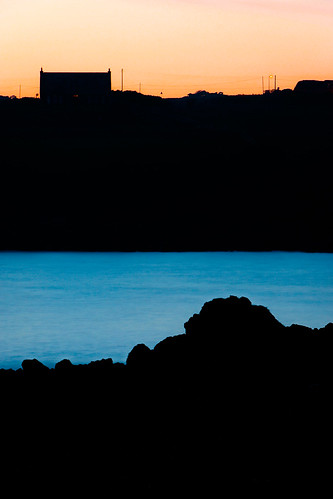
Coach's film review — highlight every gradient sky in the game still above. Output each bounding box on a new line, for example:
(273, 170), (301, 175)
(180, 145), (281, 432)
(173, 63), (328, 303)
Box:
(1, 0), (333, 97)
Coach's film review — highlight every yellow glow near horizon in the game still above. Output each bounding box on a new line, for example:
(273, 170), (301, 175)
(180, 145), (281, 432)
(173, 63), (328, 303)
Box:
(1, 0), (333, 97)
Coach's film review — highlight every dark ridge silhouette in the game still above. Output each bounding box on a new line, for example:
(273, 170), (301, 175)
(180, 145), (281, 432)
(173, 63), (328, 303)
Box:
(294, 79), (333, 94)
(0, 90), (333, 251)
(1, 296), (333, 495)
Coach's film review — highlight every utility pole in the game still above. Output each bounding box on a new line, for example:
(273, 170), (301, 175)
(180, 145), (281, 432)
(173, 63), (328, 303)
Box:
(121, 69), (124, 92)
(262, 76), (265, 94)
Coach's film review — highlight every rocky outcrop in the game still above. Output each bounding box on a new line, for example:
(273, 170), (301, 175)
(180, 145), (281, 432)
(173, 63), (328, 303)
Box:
(126, 295), (331, 387)
(21, 358), (49, 372)
(2, 296), (333, 495)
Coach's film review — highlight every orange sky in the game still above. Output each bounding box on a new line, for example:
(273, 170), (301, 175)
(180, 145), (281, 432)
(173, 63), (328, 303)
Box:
(1, 0), (333, 97)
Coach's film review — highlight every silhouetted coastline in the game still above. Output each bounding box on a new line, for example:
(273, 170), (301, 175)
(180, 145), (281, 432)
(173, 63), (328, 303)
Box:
(1, 296), (333, 494)
(0, 90), (332, 252)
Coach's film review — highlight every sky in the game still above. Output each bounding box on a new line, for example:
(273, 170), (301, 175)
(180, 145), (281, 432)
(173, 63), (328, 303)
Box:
(1, 0), (333, 97)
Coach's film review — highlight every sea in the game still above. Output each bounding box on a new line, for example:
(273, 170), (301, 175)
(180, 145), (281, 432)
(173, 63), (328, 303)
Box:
(0, 251), (332, 370)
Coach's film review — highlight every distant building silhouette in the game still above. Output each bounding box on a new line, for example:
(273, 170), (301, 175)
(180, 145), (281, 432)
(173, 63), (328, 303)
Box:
(294, 80), (333, 95)
(40, 68), (111, 104)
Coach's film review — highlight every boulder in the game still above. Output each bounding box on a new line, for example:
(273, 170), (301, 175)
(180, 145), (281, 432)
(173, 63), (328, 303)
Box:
(21, 359), (48, 371)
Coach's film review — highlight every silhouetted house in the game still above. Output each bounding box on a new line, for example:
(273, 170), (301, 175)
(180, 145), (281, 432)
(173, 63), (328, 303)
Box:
(40, 69), (111, 104)
(294, 80), (333, 95)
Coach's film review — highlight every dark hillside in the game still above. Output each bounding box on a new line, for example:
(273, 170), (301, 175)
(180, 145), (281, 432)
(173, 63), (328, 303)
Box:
(0, 91), (332, 250)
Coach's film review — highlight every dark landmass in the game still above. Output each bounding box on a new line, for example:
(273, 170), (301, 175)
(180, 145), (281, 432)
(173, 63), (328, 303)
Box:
(0, 90), (333, 251)
(1, 296), (333, 495)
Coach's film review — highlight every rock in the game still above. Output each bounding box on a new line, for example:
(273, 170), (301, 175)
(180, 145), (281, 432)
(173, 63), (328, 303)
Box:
(2, 296), (333, 495)
(86, 358), (114, 369)
(21, 359), (48, 371)
(126, 343), (152, 369)
(184, 295), (283, 341)
(55, 359), (74, 370)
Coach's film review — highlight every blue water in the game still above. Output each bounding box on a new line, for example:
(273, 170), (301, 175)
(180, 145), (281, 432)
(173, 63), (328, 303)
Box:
(0, 251), (332, 369)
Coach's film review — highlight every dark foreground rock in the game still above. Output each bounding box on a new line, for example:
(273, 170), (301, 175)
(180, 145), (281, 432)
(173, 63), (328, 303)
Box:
(1, 296), (333, 496)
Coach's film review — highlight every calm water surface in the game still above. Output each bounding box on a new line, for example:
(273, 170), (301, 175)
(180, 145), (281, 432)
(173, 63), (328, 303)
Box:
(0, 251), (332, 369)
